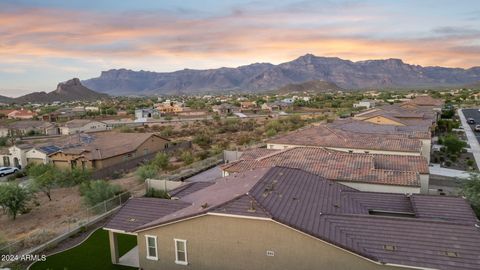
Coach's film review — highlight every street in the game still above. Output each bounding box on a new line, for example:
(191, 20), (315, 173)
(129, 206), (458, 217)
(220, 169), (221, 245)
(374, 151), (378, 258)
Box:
(461, 108), (480, 142)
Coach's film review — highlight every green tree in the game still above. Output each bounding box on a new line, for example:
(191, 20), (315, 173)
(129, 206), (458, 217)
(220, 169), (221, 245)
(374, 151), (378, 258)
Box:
(79, 180), (122, 207)
(0, 183), (31, 220)
(30, 164), (60, 201)
(462, 173), (480, 217)
(441, 134), (467, 154)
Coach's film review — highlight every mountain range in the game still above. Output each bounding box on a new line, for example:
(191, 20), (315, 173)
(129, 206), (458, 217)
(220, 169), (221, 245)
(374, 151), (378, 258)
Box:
(82, 54), (480, 95)
(6, 78), (109, 104)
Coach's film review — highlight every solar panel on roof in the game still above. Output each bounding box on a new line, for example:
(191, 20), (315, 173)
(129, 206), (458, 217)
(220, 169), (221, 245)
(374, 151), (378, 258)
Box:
(39, 145), (61, 154)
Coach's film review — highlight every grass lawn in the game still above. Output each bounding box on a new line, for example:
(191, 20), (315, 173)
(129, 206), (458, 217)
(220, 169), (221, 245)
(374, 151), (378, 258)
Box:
(29, 229), (137, 270)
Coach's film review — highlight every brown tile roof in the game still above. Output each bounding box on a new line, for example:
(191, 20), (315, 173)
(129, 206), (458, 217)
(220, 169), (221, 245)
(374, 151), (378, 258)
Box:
(51, 132), (169, 160)
(373, 154), (429, 174)
(64, 119), (99, 128)
(8, 120), (54, 130)
(267, 125), (422, 153)
(134, 168), (271, 231)
(104, 197), (190, 232)
(408, 96), (444, 106)
(238, 148), (277, 160)
(222, 147), (426, 186)
(169, 182), (215, 198)
(355, 102), (438, 126)
(328, 119), (431, 139)
(109, 167), (480, 270)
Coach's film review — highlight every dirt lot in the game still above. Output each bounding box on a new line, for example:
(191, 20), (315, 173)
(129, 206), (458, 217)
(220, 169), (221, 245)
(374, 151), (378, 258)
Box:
(0, 174), (142, 243)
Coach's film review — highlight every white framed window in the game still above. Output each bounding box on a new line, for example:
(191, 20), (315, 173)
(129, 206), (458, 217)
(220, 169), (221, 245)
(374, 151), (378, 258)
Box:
(145, 235), (158, 260)
(174, 239), (188, 265)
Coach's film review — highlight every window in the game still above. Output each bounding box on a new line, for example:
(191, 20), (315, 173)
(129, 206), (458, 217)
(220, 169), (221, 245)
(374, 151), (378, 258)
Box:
(174, 239), (188, 265)
(146, 235), (158, 260)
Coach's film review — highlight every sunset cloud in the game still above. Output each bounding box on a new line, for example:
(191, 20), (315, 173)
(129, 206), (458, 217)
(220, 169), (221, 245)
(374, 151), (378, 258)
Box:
(1, 0), (480, 94)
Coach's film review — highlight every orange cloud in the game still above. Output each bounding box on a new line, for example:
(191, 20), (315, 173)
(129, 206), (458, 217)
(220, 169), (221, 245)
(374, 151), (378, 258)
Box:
(1, 5), (480, 71)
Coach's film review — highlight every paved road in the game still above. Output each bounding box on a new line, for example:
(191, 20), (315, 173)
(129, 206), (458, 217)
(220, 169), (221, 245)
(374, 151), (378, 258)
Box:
(462, 108), (480, 142)
(458, 109), (480, 169)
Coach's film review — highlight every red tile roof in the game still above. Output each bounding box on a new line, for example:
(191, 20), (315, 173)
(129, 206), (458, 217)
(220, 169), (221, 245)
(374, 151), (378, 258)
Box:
(328, 118), (431, 139)
(267, 125), (422, 153)
(222, 147), (427, 187)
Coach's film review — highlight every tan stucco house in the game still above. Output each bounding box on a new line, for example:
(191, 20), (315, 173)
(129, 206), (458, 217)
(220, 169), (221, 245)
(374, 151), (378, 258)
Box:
(104, 167), (480, 270)
(48, 132), (169, 170)
(59, 119), (108, 135)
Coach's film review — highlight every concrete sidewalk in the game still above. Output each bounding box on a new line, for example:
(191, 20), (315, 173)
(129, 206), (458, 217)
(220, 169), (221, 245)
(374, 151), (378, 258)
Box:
(457, 109), (480, 169)
(429, 164), (470, 179)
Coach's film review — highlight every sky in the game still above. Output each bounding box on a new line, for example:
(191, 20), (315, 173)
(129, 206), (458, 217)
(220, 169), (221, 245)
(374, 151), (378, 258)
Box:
(1, 0), (480, 96)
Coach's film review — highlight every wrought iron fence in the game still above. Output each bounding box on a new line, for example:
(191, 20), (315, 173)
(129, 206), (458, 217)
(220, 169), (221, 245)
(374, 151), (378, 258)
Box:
(0, 190), (138, 265)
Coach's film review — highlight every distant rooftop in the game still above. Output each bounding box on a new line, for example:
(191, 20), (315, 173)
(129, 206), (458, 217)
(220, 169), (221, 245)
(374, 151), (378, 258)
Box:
(267, 125), (422, 153)
(222, 147), (428, 187)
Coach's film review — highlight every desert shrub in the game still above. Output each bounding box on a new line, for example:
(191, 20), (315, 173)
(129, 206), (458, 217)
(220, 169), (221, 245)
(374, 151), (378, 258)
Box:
(79, 180), (123, 207)
(137, 164), (158, 181)
(193, 131), (213, 148)
(160, 126), (174, 137)
(195, 151), (209, 160)
(180, 151), (194, 165)
(266, 128), (277, 137)
(62, 167), (92, 186)
(152, 152), (169, 170)
(467, 159), (475, 167)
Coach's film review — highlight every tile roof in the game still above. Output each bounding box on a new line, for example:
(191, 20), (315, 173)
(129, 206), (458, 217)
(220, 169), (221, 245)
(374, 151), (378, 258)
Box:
(50, 132), (169, 160)
(169, 182), (215, 198)
(117, 167), (480, 270)
(8, 120), (55, 130)
(267, 125), (422, 153)
(328, 119), (431, 139)
(238, 148), (278, 160)
(104, 197), (190, 232)
(408, 96), (444, 106)
(355, 102), (438, 127)
(63, 119), (100, 128)
(222, 147), (427, 187)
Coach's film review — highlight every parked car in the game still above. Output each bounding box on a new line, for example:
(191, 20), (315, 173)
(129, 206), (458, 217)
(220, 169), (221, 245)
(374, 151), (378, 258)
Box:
(0, 167), (19, 177)
(475, 125), (480, 132)
(468, 118), (475, 124)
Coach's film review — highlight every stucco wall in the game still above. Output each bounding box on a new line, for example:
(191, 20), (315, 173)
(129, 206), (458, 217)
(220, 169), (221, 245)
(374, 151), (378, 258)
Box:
(49, 135), (168, 170)
(136, 215), (414, 270)
(26, 149), (49, 164)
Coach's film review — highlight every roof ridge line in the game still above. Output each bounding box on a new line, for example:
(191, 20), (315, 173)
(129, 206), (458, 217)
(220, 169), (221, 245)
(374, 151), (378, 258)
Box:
(255, 148), (292, 161)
